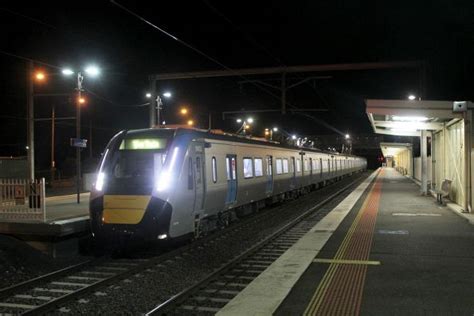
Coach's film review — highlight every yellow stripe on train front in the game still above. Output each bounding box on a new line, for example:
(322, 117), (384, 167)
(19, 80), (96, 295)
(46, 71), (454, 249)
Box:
(103, 195), (151, 224)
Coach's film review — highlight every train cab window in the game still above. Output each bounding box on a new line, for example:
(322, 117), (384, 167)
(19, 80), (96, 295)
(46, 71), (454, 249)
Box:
(243, 158), (254, 178)
(254, 158), (263, 177)
(283, 159), (289, 173)
(276, 159), (283, 175)
(296, 158), (301, 173)
(188, 157), (193, 190)
(211, 157), (217, 183)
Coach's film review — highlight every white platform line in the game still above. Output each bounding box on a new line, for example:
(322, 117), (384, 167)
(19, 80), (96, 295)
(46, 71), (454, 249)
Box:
(217, 169), (379, 316)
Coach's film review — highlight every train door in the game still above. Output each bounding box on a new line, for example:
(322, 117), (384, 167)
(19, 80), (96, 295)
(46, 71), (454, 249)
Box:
(193, 145), (206, 214)
(291, 157), (296, 188)
(225, 155), (237, 204)
(265, 155), (273, 194)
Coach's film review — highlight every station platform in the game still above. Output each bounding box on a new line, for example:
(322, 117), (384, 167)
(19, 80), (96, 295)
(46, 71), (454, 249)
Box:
(0, 193), (90, 237)
(219, 168), (474, 315)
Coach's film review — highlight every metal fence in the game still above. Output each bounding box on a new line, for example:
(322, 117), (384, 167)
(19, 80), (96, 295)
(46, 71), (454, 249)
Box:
(0, 178), (46, 222)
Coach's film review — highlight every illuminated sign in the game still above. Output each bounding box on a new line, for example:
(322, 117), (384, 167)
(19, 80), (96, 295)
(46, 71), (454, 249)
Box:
(119, 138), (167, 150)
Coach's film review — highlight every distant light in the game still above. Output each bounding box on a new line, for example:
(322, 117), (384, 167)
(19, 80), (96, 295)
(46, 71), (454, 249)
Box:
(35, 72), (45, 81)
(25, 146), (29, 150)
(236, 118), (242, 123)
(345, 134), (350, 139)
(62, 68), (74, 76)
(246, 117), (254, 123)
(163, 92), (172, 98)
(78, 97), (86, 104)
(85, 65), (100, 77)
(180, 108), (188, 115)
(272, 127), (278, 132)
(244, 124), (250, 130)
(392, 116), (428, 122)
(187, 119), (194, 126)
(145, 93), (152, 98)
(291, 135), (297, 140)
(408, 95), (416, 100)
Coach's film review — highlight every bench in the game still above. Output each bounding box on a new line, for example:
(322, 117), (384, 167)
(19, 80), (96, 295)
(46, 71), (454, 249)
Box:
(435, 179), (452, 205)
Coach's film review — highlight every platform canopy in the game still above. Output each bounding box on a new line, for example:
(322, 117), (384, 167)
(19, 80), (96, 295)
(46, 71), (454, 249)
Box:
(366, 99), (471, 136)
(380, 142), (412, 157)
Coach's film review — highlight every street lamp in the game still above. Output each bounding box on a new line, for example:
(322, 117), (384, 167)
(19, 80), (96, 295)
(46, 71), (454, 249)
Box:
(62, 65), (101, 203)
(145, 92), (152, 98)
(35, 72), (46, 81)
(345, 134), (350, 139)
(187, 119), (194, 126)
(180, 107), (188, 115)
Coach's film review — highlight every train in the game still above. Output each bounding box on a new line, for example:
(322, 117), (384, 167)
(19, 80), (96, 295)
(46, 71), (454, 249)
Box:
(89, 128), (367, 242)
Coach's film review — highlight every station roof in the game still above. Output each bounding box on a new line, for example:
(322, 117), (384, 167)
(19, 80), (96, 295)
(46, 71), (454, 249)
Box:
(366, 99), (473, 136)
(380, 142), (412, 157)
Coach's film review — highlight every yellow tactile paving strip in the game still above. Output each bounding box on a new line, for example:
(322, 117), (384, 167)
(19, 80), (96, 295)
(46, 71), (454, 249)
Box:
(304, 169), (384, 316)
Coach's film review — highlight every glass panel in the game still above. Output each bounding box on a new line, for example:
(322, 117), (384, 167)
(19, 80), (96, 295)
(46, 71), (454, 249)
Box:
(254, 158), (263, 177)
(226, 157), (231, 180)
(243, 158), (254, 178)
(231, 157), (237, 179)
(296, 158), (301, 172)
(276, 159), (283, 175)
(283, 159), (289, 173)
(212, 157), (217, 183)
(267, 156), (273, 175)
(188, 157), (193, 190)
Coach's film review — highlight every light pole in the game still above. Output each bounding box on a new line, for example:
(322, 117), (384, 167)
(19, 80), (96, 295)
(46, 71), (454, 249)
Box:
(63, 65), (100, 203)
(236, 117), (254, 134)
(147, 92), (172, 128)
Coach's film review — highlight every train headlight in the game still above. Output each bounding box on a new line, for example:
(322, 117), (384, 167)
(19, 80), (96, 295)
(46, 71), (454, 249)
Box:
(95, 172), (105, 191)
(156, 147), (179, 192)
(156, 171), (172, 192)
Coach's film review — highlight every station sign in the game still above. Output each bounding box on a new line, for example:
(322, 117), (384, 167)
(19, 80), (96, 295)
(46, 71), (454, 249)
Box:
(70, 138), (88, 148)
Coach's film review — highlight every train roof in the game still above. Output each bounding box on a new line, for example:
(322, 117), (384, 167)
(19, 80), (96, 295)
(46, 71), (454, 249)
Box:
(122, 127), (363, 159)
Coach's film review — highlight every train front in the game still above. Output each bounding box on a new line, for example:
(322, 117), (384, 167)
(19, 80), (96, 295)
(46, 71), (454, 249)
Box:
(89, 129), (178, 242)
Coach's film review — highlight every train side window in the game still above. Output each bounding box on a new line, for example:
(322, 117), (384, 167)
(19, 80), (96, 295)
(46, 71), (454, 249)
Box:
(187, 157), (193, 190)
(304, 159), (309, 172)
(312, 158), (317, 171)
(211, 157), (217, 183)
(283, 159), (289, 173)
(254, 158), (263, 177)
(276, 159), (283, 175)
(243, 158), (254, 178)
(296, 158), (301, 173)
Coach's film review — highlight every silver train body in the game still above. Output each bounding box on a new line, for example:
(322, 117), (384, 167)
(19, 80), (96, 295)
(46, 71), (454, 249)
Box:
(89, 128), (367, 241)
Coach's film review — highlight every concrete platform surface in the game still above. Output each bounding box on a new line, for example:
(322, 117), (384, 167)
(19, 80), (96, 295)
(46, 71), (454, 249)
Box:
(219, 168), (474, 315)
(0, 193), (90, 237)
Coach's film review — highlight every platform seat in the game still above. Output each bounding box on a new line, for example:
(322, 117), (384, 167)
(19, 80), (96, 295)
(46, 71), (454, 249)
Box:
(435, 179), (451, 205)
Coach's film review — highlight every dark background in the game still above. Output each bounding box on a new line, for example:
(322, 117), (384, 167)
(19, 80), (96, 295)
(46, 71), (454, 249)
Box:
(1, 1), (473, 173)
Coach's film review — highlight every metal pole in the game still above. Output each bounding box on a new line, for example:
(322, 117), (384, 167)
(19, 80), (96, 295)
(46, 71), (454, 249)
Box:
(281, 72), (286, 114)
(420, 130), (428, 195)
(76, 72), (83, 204)
(89, 120), (93, 158)
(27, 60), (35, 181)
(51, 105), (55, 182)
(150, 80), (156, 127)
(156, 96), (162, 128)
(208, 112), (212, 130)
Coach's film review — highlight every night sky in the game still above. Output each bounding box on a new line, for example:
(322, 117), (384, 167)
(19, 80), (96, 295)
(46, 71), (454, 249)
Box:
(1, 1), (473, 172)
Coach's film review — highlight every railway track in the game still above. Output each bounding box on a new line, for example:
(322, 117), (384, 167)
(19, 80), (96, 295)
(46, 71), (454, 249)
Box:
(0, 173), (367, 315)
(146, 175), (368, 315)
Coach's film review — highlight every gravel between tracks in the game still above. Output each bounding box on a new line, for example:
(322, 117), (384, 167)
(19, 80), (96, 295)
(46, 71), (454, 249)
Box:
(0, 235), (85, 289)
(50, 172), (369, 315)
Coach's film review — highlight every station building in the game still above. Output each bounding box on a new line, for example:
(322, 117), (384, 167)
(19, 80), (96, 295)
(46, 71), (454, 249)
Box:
(366, 99), (474, 214)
